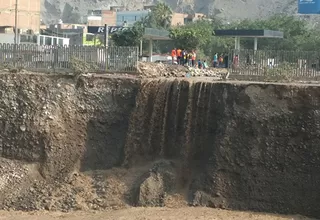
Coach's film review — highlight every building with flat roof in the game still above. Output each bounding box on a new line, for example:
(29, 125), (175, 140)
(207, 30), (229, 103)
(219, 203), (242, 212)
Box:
(116, 10), (149, 26)
(0, 33), (69, 46)
(87, 9), (117, 26)
(0, 0), (41, 33)
(41, 23), (86, 45)
(86, 7), (207, 27)
(214, 29), (284, 50)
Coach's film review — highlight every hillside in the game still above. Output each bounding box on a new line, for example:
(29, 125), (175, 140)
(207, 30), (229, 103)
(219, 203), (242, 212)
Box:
(41, 0), (303, 24)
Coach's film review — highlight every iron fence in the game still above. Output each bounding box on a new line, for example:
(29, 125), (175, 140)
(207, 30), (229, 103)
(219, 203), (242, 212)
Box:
(0, 43), (139, 73)
(228, 49), (320, 78)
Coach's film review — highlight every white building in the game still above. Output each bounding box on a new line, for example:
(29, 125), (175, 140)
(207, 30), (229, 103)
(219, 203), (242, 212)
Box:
(0, 33), (70, 46)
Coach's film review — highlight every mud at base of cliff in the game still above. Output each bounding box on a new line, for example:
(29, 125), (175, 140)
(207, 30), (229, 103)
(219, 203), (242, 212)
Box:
(0, 208), (313, 220)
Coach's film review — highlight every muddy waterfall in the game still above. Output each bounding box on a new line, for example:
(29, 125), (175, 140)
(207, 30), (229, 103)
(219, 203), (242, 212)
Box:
(124, 79), (320, 217)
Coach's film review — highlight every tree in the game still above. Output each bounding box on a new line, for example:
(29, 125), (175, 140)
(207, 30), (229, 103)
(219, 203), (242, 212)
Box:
(225, 15), (310, 51)
(112, 2), (173, 46)
(112, 24), (144, 46)
(145, 3), (173, 29)
(169, 19), (213, 50)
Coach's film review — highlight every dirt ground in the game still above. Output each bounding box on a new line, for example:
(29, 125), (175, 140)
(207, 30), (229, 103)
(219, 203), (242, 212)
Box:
(0, 208), (314, 220)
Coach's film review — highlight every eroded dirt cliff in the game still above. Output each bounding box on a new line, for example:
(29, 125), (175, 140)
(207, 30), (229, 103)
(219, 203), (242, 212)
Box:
(0, 73), (319, 218)
(0, 73), (139, 210)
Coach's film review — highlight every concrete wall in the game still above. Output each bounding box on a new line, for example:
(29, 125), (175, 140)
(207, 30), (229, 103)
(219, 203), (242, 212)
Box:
(0, 34), (15, 44)
(171, 13), (186, 26)
(87, 16), (102, 26)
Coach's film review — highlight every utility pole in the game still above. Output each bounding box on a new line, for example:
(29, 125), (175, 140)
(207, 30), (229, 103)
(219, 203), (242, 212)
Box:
(14, 0), (18, 44)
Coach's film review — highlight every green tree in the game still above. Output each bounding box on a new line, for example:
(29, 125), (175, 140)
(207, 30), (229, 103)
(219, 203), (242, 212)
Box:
(226, 15), (310, 50)
(112, 2), (173, 46)
(111, 24), (144, 46)
(169, 19), (213, 50)
(145, 3), (173, 29)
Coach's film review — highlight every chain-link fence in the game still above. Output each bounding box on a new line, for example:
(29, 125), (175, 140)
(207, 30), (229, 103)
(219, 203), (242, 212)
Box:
(228, 49), (320, 78)
(0, 43), (139, 73)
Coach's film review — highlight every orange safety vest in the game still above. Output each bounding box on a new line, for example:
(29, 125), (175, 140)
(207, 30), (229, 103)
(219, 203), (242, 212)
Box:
(177, 49), (182, 57)
(171, 50), (176, 57)
(192, 53), (196, 61)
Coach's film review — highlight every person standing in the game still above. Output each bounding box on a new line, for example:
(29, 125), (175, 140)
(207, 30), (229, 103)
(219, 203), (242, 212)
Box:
(233, 54), (239, 68)
(182, 49), (187, 65)
(218, 54), (224, 67)
(188, 51), (193, 66)
(192, 50), (196, 67)
(203, 60), (208, 69)
(198, 59), (203, 69)
(224, 54), (229, 68)
(171, 48), (177, 64)
(177, 48), (182, 65)
(213, 53), (218, 68)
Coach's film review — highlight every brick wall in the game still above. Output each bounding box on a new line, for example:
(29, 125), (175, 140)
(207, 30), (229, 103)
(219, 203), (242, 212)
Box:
(0, 0), (40, 33)
(102, 10), (116, 26)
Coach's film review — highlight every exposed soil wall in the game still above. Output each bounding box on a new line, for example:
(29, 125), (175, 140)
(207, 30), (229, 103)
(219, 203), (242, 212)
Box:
(0, 74), (319, 218)
(0, 74), (139, 178)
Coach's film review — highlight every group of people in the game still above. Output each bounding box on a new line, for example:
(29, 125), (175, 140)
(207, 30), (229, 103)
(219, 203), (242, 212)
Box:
(171, 48), (197, 67)
(213, 53), (229, 68)
(171, 48), (229, 69)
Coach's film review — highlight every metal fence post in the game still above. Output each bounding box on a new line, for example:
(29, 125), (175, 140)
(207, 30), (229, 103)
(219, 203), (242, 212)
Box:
(104, 24), (109, 72)
(136, 46), (139, 69)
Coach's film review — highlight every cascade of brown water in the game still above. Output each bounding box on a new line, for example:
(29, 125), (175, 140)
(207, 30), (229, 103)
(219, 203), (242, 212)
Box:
(181, 81), (195, 166)
(146, 80), (171, 157)
(159, 80), (174, 156)
(124, 79), (213, 167)
(123, 80), (160, 166)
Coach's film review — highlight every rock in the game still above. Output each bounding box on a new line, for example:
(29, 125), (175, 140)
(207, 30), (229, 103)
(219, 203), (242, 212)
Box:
(136, 160), (176, 207)
(19, 125), (26, 132)
(192, 191), (225, 208)
(137, 172), (165, 207)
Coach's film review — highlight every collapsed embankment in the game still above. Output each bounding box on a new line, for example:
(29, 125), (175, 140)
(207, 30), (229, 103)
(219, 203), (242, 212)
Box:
(0, 73), (319, 218)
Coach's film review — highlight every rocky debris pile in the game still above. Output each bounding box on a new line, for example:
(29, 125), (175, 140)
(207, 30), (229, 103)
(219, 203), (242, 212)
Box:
(3, 172), (121, 212)
(0, 158), (29, 192)
(183, 67), (229, 79)
(0, 158), (36, 211)
(191, 191), (226, 209)
(137, 62), (187, 78)
(136, 160), (176, 207)
(1, 160), (180, 212)
(137, 62), (229, 79)
(0, 169), (132, 212)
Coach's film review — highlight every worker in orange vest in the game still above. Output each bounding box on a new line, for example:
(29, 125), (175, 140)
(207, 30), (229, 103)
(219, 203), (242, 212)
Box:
(176, 48), (182, 65)
(171, 48), (177, 64)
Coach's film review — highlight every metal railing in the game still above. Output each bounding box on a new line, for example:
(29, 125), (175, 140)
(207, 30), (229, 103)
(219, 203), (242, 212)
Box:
(0, 43), (139, 73)
(228, 49), (320, 78)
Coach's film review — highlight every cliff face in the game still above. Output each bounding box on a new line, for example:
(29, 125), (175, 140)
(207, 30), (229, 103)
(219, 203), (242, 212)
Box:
(124, 79), (320, 217)
(42, 0), (299, 24)
(0, 74), (139, 178)
(0, 74), (319, 218)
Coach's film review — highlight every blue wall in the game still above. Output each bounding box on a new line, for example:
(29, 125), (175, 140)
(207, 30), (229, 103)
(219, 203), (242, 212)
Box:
(116, 10), (149, 26)
(298, 0), (320, 14)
